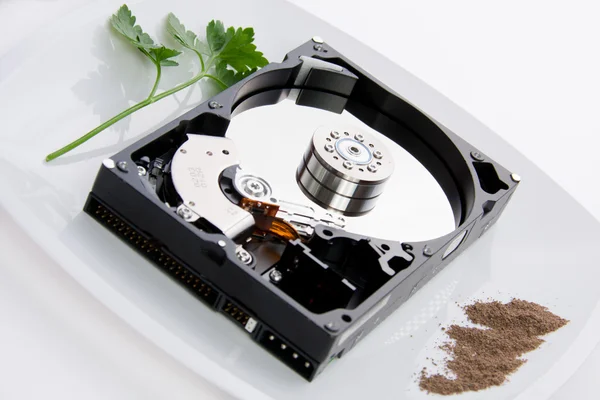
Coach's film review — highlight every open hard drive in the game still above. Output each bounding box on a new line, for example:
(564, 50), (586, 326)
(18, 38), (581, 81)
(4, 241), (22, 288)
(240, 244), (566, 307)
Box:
(85, 39), (519, 381)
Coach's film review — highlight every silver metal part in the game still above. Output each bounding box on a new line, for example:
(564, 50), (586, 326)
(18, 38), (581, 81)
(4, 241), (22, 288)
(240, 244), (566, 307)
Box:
(171, 135), (255, 238)
(176, 204), (198, 222)
(234, 174), (272, 201)
(324, 321), (339, 332)
(511, 173), (522, 182)
(336, 138), (372, 164)
(137, 165), (147, 176)
(269, 269), (283, 283)
(342, 160), (354, 170)
(296, 126), (395, 216)
(275, 199), (345, 237)
(236, 246), (253, 265)
(471, 151), (484, 161)
(116, 161), (128, 172)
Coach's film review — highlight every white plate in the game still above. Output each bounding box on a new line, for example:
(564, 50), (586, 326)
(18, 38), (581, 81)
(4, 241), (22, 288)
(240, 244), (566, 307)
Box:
(1, 1), (600, 399)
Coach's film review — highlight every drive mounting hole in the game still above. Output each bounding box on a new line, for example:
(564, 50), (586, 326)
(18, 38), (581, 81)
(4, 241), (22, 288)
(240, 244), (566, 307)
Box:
(381, 244), (390, 251)
(222, 150), (229, 155)
(342, 314), (352, 323)
(323, 229), (333, 237)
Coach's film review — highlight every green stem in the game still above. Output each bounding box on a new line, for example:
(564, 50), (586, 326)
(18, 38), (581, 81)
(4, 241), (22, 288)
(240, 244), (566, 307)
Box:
(147, 61), (162, 99)
(45, 99), (151, 161)
(204, 74), (227, 89)
(194, 50), (206, 72)
(45, 53), (219, 162)
(152, 71), (207, 102)
(151, 54), (216, 102)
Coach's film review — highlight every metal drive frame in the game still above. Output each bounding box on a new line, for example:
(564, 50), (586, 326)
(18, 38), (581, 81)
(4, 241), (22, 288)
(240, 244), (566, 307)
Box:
(84, 38), (519, 381)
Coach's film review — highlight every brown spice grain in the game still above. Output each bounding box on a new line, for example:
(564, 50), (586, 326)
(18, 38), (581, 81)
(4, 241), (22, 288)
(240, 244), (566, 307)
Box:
(419, 299), (568, 395)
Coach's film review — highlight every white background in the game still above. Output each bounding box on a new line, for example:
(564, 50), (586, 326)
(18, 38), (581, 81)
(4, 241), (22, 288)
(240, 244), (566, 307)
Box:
(1, 0), (599, 398)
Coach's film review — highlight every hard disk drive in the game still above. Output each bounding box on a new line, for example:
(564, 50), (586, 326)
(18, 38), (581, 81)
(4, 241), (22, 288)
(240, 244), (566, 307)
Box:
(85, 39), (519, 381)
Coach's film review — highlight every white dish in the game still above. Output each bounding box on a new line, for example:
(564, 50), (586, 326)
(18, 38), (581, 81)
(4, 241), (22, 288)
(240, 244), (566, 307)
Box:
(1, 0), (600, 399)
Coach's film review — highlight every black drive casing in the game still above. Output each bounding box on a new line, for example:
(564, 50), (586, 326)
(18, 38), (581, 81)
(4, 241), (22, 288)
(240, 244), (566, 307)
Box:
(84, 40), (519, 381)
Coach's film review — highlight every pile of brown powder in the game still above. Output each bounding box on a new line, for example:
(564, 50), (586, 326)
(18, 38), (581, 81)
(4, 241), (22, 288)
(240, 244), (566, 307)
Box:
(419, 299), (569, 395)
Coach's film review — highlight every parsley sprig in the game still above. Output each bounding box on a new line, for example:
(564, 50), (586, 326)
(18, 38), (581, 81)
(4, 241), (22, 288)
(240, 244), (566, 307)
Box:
(45, 5), (268, 162)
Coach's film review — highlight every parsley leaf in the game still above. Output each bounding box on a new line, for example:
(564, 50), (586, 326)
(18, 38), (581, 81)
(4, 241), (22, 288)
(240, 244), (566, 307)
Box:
(149, 47), (181, 66)
(110, 5), (156, 50)
(206, 20), (268, 73)
(215, 61), (257, 87)
(206, 20), (228, 53)
(166, 13), (209, 57)
(166, 16), (268, 87)
(111, 5), (180, 67)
